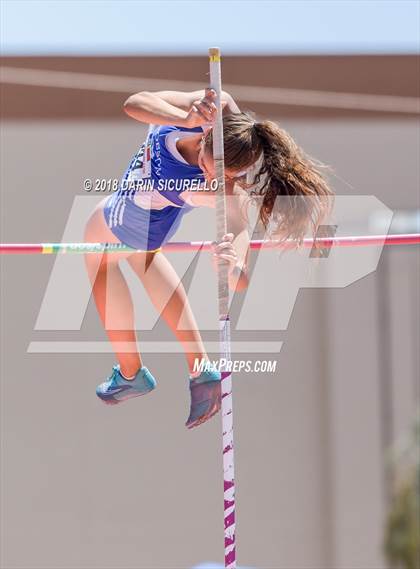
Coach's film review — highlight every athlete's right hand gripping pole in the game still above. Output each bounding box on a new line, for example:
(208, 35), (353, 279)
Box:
(209, 46), (236, 569)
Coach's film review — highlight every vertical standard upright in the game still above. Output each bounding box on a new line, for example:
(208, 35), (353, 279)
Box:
(209, 47), (236, 568)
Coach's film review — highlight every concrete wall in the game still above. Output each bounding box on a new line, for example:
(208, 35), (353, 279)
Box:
(1, 114), (418, 568)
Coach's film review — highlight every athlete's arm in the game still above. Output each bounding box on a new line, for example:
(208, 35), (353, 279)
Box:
(148, 90), (240, 115)
(225, 184), (250, 291)
(182, 182), (250, 291)
(123, 89), (240, 127)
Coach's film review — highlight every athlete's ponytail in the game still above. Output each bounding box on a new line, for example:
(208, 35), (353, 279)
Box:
(252, 119), (333, 242)
(204, 112), (333, 243)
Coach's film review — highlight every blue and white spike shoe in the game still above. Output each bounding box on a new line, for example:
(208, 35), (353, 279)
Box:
(186, 369), (222, 429)
(96, 365), (156, 405)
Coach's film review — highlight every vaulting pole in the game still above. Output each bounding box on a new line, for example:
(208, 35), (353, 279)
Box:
(209, 46), (237, 568)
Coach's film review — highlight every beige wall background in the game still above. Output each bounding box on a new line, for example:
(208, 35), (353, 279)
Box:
(1, 55), (419, 569)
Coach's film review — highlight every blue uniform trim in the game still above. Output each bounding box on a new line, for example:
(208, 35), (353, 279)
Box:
(103, 198), (193, 251)
(103, 124), (205, 251)
(152, 125), (204, 206)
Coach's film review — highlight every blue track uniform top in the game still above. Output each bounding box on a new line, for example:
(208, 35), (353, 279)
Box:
(104, 124), (206, 251)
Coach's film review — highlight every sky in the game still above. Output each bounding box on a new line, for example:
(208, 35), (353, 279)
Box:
(1, 0), (419, 55)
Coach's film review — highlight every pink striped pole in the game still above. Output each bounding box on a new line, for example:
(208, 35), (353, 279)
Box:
(209, 47), (237, 568)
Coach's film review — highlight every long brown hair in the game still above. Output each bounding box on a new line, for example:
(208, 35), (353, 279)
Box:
(205, 112), (334, 243)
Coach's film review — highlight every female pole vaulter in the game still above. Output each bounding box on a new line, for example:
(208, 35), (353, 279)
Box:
(84, 87), (333, 429)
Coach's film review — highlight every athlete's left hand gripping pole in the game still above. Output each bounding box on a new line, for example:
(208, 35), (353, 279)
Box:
(209, 47), (237, 569)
